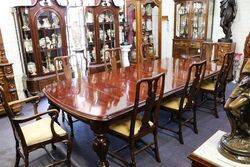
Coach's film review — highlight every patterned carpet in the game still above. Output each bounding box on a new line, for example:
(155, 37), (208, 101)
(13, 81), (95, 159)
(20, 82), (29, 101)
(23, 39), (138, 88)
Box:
(0, 83), (235, 167)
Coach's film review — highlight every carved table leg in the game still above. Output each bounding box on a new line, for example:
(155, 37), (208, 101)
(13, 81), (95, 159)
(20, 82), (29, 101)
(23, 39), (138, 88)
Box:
(91, 121), (110, 167)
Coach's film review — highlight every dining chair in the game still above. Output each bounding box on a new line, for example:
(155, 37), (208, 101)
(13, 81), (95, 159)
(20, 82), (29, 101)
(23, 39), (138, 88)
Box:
(200, 42), (215, 61)
(54, 55), (84, 136)
(140, 43), (155, 61)
(199, 52), (234, 118)
(104, 47), (122, 71)
(0, 86), (72, 167)
(108, 73), (165, 166)
(160, 60), (207, 144)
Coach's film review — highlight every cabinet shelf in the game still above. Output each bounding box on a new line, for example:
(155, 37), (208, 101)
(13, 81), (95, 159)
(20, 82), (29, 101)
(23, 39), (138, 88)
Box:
(40, 47), (62, 52)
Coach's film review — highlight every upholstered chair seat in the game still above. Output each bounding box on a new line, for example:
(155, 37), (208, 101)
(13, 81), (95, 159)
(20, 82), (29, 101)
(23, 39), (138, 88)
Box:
(109, 117), (153, 137)
(21, 117), (67, 146)
(161, 97), (188, 111)
(200, 80), (216, 91)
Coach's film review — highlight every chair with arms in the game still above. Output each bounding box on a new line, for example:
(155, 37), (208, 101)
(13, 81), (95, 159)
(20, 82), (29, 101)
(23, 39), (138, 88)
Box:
(0, 86), (72, 167)
(104, 47), (122, 71)
(140, 43), (156, 61)
(160, 60), (207, 144)
(108, 73), (165, 166)
(200, 52), (234, 118)
(54, 55), (84, 136)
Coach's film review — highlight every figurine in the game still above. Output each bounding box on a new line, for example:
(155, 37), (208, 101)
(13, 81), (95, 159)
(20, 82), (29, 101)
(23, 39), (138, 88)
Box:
(27, 62), (37, 75)
(39, 38), (46, 49)
(218, 0), (237, 42)
(86, 12), (94, 23)
(24, 36), (33, 52)
(219, 59), (250, 163)
(45, 36), (52, 49)
(42, 18), (51, 29)
(57, 35), (62, 48)
(51, 33), (57, 46)
(52, 15), (60, 28)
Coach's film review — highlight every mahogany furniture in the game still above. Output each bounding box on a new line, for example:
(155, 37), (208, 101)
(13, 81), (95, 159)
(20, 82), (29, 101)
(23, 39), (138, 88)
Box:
(214, 42), (236, 63)
(44, 58), (221, 167)
(108, 73), (165, 166)
(160, 60), (206, 144)
(200, 52), (234, 118)
(126, 0), (162, 63)
(141, 43), (156, 61)
(14, 0), (67, 95)
(104, 47), (122, 71)
(0, 86), (72, 167)
(54, 55), (85, 137)
(85, 0), (120, 73)
(0, 30), (21, 115)
(173, 0), (215, 58)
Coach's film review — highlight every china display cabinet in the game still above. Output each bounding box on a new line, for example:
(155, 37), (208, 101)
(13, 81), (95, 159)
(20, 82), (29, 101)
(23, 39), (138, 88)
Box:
(173, 0), (214, 58)
(0, 31), (21, 115)
(14, 0), (67, 95)
(84, 0), (121, 73)
(126, 0), (162, 63)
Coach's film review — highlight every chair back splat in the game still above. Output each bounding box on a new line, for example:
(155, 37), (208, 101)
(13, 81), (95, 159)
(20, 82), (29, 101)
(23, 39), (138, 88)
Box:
(182, 60), (207, 110)
(130, 72), (165, 138)
(215, 52), (234, 95)
(54, 55), (84, 82)
(104, 47), (122, 71)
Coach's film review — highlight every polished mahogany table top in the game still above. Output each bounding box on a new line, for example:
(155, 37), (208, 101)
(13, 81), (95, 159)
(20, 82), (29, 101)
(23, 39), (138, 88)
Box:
(44, 58), (220, 122)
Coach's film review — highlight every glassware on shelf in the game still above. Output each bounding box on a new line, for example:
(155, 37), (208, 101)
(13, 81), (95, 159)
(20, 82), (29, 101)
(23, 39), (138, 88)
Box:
(87, 31), (94, 43)
(145, 4), (152, 16)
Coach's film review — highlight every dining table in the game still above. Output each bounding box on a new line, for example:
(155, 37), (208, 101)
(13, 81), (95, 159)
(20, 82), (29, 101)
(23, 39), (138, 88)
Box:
(43, 57), (221, 167)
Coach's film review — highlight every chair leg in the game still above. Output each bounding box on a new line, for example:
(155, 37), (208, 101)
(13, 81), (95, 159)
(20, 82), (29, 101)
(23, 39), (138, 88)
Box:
(177, 114), (184, 144)
(192, 105), (198, 134)
(24, 152), (29, 167)
(66, 139), (72, 167)
(153, 131), (161, 162)
(14, 141), (20, 167)
(51, 143), (57, 150)
(213, 94), (219, 118)
(129, 141), (136, 167)
(62, 111), (65, 122)
(67, 114), (74, 137)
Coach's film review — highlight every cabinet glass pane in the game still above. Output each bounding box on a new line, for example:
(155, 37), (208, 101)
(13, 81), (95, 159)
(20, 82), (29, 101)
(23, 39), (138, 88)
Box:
(37, 11), (62, 74)
(142, 1), (159, 58)
(99, 11), (115, 62)
(20, 9), (36, 76)
(176, 2), (189, 38)
(126, 2), (136, 62)
(192, 2), (206, 39)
